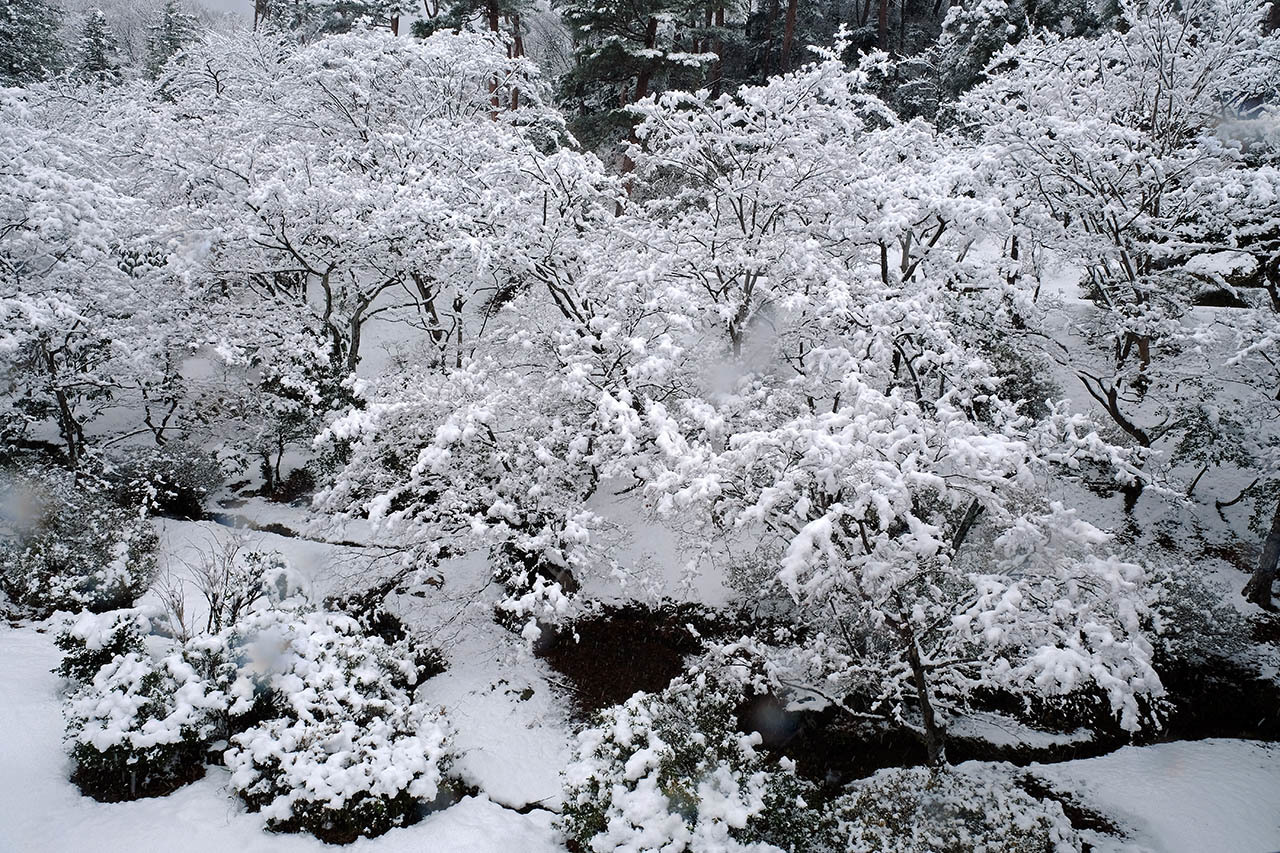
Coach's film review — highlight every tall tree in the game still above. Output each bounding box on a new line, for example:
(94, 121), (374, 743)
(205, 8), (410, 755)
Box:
(145, 0), (196, 78)
(0, 0), (63, 84)
(74, 7), (121, 85)
(555, 0), (715, 151)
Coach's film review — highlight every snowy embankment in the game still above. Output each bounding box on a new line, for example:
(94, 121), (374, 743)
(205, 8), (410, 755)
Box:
(4, 622), (1280, 853)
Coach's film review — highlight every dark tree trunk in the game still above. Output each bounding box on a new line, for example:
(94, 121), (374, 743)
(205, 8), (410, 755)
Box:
(878, 0), (889, 50)
(620, 16), (660, 180)
(761, 0), (780, 77)
(711, 6), (724, 97)
(903, 624), (946, 767)
(780, 0), (798, 70)
(1244, 499), (1280, 610)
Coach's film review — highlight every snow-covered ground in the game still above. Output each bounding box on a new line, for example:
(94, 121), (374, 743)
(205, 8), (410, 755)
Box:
(1032, 740), (1280, 853)
(4, 615), (1279, 853)
(0, 624), (562, 853)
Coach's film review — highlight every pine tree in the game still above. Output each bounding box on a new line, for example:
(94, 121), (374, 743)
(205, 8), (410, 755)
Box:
(255, 0), (400, 38)
(74, 8), (121, 86)
(0, 0), (63, 85)
(145, 0), (196, 79)
(555, 0), (715, 150)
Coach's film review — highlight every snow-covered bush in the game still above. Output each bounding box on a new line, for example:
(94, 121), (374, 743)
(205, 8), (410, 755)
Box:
(0, 465), (157, 616)
(65, 647), (228, 801)
(824, 765), (1080, 853)
(562, 672), (822, 853)
(102, 443), (224, 519)
(55, 607), (152, 684)
(221, 609), (451, 842)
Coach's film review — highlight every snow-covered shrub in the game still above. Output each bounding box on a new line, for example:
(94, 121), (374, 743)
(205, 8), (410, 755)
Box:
(0, 465), (157, 616)
(102, 443), (224, 519)
(55, 607), (152, 684)
(65, 647), (228, 801)
(824, 765), (1080, 853)
(562, 672), (822, 853)
(181, 536), (296, 632)
(221, 609), (451, 842)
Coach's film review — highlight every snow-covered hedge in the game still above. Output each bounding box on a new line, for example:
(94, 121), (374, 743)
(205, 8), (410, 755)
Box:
(55, 607), (152, 684)
(562, 673), (822, 853)
(221, 609), (451, 842)
(0, 466), (156, 616)
(65, 647), (228, 801)
(825, 765), (1080, 853)
(60, 603), (453, 835)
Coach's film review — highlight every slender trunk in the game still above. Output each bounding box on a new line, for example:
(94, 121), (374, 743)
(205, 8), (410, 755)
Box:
(1244, 499), (1280, 610)
(347, 316), (362, 374)
(487, 0), (502, 116)
(761, 0), (780, 77)
(711, 6), (724, 97)
(878, 0), (889, 50)
(780, 0), (798, 70)
(390, 13), (399, 34)
(511, 13), (524, 109)
(903, 623), (946, 767)
(43, 346), (82, 467)
(620, 16), (660, 180)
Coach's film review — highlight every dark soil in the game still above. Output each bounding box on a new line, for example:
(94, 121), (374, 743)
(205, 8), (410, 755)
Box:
(535, 602), (743, 716)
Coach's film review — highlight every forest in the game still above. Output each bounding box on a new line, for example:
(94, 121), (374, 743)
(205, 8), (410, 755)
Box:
(0, 0), (1278, 850)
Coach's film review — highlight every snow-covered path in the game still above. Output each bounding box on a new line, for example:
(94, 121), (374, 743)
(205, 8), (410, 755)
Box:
(0, 625), (563, 853)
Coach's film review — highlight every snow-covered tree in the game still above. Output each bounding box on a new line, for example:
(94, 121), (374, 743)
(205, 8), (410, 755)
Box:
(318, 41), (1162, 767)
(963, 0), (1280, 490)
(144, 0), (195, 78)
(74, 7), (121, 85)
(0, 0), (62, 84)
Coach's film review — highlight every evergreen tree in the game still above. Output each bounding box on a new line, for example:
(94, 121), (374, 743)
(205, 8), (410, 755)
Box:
(255, 0), (400, 38)
(0, 0), (63, 85)
(145, 0), (196, 78)
(555, 0), (716, 151)
(74, 8), (121, 86)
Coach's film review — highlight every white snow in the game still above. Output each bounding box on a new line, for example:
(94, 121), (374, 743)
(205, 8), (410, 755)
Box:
(1033, 739), (1280, 853)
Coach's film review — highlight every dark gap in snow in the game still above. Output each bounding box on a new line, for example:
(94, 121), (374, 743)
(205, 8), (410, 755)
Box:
(535, 602), (741, 716)
(1018, 775), (1126, 844)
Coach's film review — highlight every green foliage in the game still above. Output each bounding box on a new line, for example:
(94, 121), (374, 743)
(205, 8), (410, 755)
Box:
(257, 0), (400, 37)
(55, 608), (150, 684)
(99, 443), (224, 519)
(65, 649), (227, 802)
(145, 0), (197, 78)
(562, 672), (825, 853)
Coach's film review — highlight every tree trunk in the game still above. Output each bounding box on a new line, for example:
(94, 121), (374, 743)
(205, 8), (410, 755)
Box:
(878, 0), (889, 51)
(780, 0), (798, 70)
(761, 0), (781, 77)
(903, 624), (946, 767)
(42, 346), (82, 467)
(620, 16), (660, 180)
(711, 6), (724, 97)
(1244, 498), (1280, 610)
